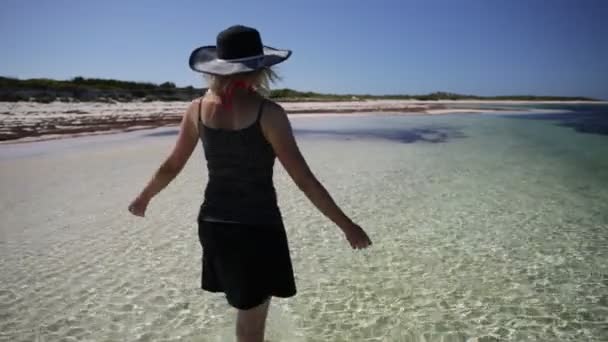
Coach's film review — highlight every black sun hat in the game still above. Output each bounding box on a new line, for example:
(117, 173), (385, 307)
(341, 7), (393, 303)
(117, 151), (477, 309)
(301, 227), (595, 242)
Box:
(189, 25), (291, 76)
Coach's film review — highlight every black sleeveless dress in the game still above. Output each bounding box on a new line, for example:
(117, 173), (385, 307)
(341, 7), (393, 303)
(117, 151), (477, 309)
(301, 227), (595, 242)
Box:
(196, 98), (297, 310)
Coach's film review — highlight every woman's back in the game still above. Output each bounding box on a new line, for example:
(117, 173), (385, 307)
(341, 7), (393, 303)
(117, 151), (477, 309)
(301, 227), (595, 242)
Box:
(198, 92), (282, 224)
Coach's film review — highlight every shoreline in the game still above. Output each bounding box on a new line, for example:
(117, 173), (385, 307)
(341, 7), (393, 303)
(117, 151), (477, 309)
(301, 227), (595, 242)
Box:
(0, 99), (602, 144)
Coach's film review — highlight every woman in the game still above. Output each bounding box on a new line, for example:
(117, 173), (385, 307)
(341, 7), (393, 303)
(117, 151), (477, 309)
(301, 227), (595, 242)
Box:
(128, 25), (372, 342)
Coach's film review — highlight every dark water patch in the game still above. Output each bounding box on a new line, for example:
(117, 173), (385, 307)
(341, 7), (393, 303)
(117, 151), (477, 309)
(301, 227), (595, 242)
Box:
(293, 126), (466, 144)
(63, 110), (89, 114)
(559, 115), (608, 136)
(144, 129), (179, 137)
(143, 126), (466, 144)
(503, 107), (608, 137)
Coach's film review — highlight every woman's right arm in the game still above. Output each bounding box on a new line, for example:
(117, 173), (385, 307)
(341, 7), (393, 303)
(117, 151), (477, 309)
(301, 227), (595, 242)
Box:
(261, 102), (371, 249)
(128, 99), (200, 217)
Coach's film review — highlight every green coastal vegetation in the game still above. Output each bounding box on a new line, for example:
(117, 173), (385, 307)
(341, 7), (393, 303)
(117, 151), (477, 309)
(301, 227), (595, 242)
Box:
(0, 76), (598, 103)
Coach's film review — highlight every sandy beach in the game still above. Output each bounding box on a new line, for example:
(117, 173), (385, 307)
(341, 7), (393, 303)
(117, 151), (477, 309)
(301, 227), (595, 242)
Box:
(2, 99), (599, 144)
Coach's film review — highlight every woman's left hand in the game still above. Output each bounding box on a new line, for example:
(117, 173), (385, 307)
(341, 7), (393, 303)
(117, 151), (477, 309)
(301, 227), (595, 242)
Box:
(128, 195), (149, 217)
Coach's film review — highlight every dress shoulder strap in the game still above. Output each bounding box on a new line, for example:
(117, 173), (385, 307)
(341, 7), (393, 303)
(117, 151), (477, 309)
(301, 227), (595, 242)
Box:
(255, 99), (267, 123)
(197, 97), (205, 133)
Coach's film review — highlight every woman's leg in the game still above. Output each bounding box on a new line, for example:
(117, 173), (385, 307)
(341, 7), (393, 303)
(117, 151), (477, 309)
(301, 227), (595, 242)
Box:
(236, 297), (271, 342)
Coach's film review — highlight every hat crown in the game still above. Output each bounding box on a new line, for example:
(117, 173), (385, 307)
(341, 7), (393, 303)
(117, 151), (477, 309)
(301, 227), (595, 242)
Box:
(216, 25), (263, 60)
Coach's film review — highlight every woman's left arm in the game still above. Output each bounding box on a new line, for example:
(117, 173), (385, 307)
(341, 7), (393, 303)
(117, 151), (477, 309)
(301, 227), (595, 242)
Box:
(128, 99), (201, 217)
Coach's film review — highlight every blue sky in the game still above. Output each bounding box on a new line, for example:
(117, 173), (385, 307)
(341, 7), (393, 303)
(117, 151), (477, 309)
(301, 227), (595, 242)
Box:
(1, 0), (607, 99)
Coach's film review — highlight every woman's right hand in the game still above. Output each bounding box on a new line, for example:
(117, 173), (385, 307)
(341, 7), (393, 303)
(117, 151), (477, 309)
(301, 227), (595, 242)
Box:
(342, 223), (372, 250)
(128, 195), (149, 217)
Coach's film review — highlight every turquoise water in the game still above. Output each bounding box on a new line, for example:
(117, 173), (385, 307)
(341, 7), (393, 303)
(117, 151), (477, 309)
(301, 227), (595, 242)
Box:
(282, 108), (608, 341)
(0, 106), (607, 341)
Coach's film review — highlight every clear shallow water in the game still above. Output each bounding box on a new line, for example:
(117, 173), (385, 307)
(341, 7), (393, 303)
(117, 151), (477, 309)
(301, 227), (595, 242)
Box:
(1, 106), (607, 341)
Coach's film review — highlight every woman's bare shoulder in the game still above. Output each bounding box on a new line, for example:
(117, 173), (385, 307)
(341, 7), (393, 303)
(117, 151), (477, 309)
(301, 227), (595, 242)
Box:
(260, 98), (292, 141)
(186, 97), (201, 116)
(181, 96), (206, 129)
(262, 98), (287, 120)
(187, 93), (216, 117)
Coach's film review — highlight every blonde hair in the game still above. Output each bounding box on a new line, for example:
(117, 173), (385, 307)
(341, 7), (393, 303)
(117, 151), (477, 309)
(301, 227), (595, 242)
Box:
(205, 67), (279, 96)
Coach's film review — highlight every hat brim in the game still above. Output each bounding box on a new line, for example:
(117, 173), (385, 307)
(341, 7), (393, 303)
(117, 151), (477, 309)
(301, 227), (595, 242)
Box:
(189, 45), (291, 75)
